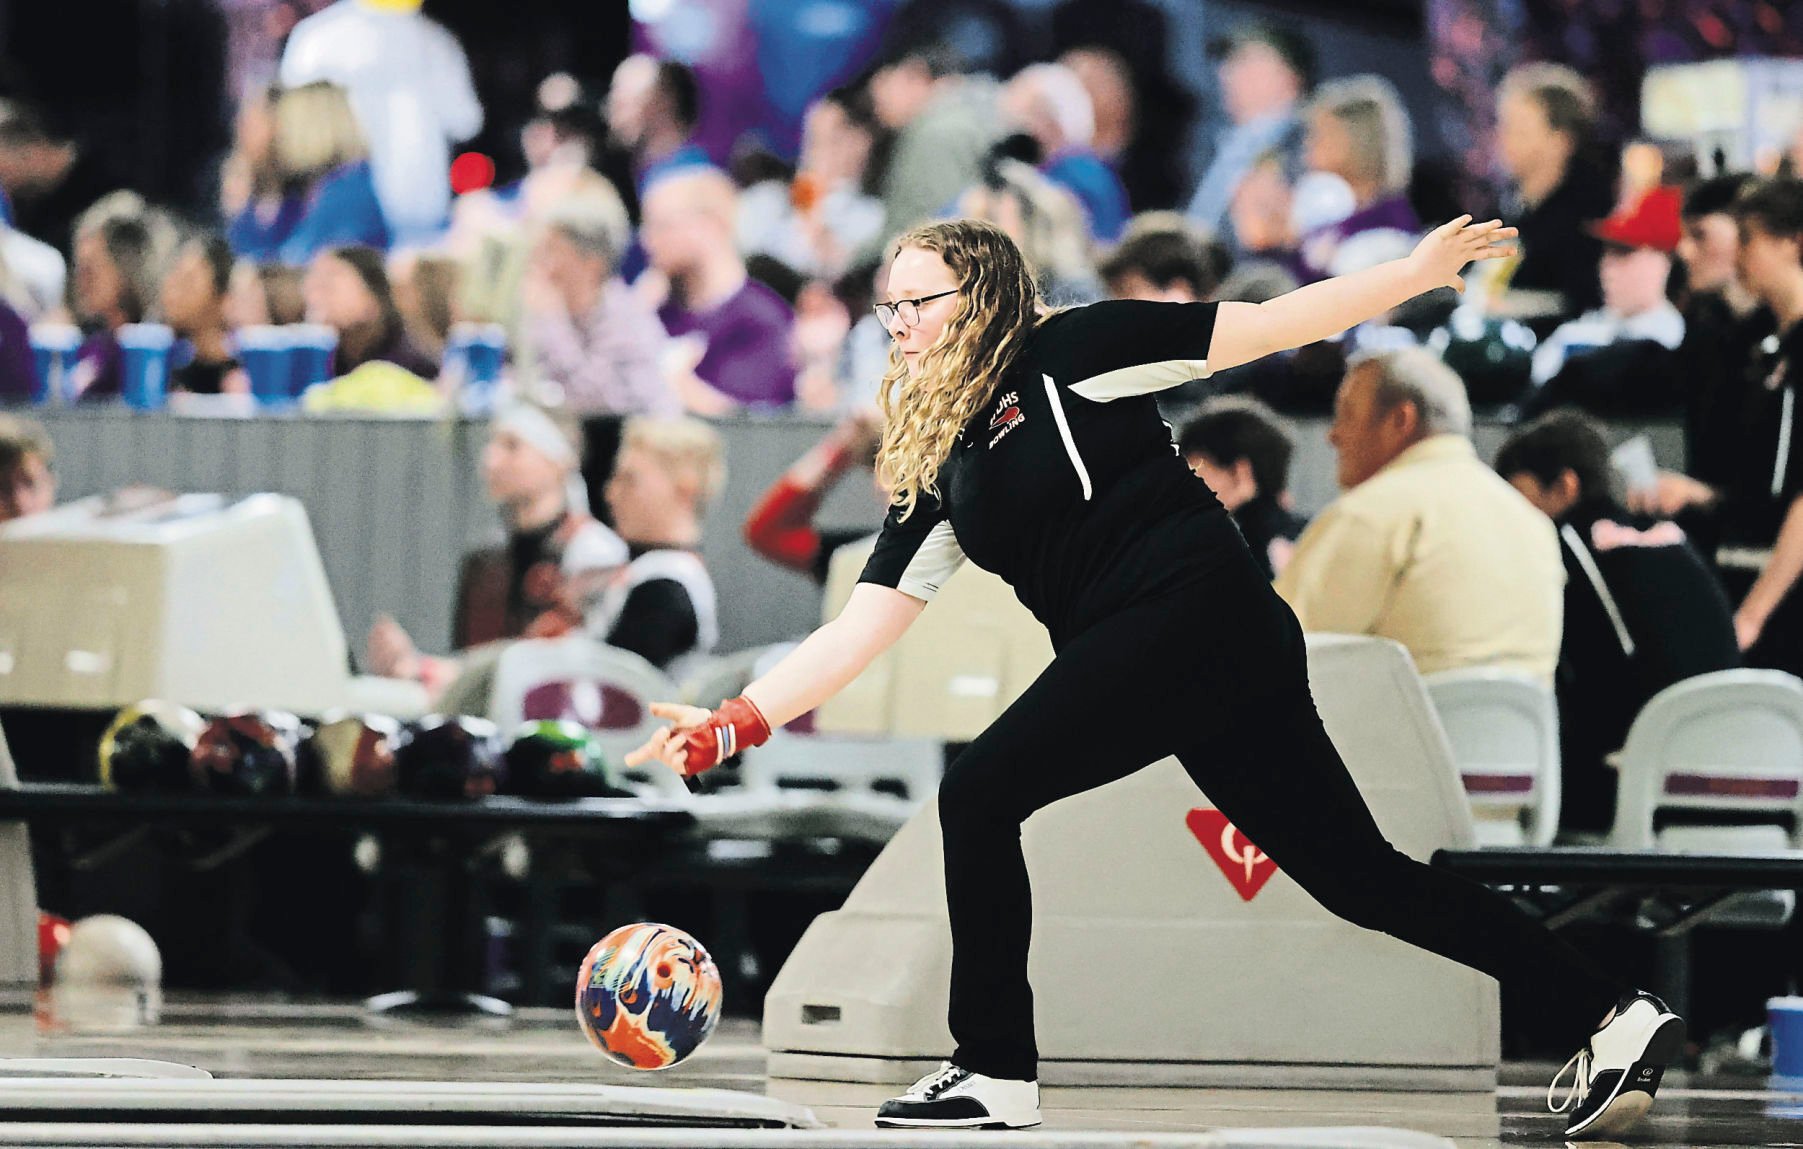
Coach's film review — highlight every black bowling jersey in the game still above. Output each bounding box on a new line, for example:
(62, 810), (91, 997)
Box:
(1722, 318), (1803, 548)
(858, 300), (1247, 645)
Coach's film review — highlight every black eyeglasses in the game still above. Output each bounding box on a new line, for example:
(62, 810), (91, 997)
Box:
(874, 290), (958, 331)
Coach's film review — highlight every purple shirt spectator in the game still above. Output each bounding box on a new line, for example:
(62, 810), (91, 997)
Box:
(532, 279), (679, 416)
(69, 332), (124, 402)
(1297, 193), (1421, 282)
(658, 277), (797, 408)
(0, 301), (34, 403)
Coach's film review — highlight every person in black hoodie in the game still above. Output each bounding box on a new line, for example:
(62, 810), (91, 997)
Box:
(1497, 409), (1740, 834)
(1177, 396), (1305, 579)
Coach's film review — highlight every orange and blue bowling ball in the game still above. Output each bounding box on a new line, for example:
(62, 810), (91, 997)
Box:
(575, 922), (722, 1070)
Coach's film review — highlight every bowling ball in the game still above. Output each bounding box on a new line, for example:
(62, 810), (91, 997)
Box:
(98, 701), (205, 793)
(189, 711), (301, 797)
(394, 715), (504, 800)
(44, 914), (162, 1030)
(1426, 311), (1536, 407)
(298, 714), (400, 797)
(575, 922), (722, 1070)
(504, 720), (618, 798)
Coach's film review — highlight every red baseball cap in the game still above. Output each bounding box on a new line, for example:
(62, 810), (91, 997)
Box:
(1588, 186), (1683, 253)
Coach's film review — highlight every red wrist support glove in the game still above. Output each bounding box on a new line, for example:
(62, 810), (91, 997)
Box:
(679, 695), (773, 776)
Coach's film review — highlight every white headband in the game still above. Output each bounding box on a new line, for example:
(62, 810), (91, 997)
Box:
(493, 404), (578, 470)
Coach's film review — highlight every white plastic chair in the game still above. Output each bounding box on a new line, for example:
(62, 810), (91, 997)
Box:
(489, 637), (688, 801)
(1424, 669), (1561, 847)
(1607, 669), (1803, 852)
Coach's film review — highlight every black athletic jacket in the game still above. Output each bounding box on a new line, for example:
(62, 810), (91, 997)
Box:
(859, 300), (1246, 646)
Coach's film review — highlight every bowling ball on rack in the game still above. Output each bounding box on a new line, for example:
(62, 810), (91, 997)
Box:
(97, 701), (206, 793)
(189, 710), (302, 797)
(297, 713), (401, 797)
(575, 922), (722, 1070)
(394, 715), (505, 800)
(504, 720), (619, 798)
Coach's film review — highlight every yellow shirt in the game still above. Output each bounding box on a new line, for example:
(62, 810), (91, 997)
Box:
(1275, 434), (1564, 683)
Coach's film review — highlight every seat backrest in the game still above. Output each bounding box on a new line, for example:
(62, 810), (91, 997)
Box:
(489, 637), (688, 800)
(1424, 669), (1561, 847)
(1608, 669), (1803, 850)
(0, 718), (38, 989)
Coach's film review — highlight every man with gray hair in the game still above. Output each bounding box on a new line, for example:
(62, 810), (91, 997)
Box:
(1000, 62), (1130, 240)
(526, 191), (678, 416)
(1275, 347), (1563, 682)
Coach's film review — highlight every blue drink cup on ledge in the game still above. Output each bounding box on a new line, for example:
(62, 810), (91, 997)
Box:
(118, 323), (176, 411)
(450, 322), (507, 414)
(28, 323), (82, 404)
(234, 326), (293, 406)
(286, 324), (339, 397)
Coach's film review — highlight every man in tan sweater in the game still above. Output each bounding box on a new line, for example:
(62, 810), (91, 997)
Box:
(1275, 347), (1563, 682)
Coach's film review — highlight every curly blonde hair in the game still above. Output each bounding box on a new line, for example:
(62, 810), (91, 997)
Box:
(876, 220), (1042, 520)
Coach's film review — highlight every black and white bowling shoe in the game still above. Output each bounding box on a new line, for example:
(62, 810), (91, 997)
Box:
(874, 1062), (1042, 1129)
(1550, 989), (1686, 1140)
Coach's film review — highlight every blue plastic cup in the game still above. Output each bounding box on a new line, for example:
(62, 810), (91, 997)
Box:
(1771, 997), (1803, 1079)
(234, 326), (294, 406)
(28, 323), (82, 404)
(286, 323), (339, 395)
(118, 323), (176, 411)
(458, 322), (507, 386)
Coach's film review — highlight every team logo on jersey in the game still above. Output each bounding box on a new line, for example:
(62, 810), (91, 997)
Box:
(988, 390), (1024, 448)
(1187, 808), (1279, 901)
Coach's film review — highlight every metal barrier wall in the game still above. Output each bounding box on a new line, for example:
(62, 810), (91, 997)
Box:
(29, 410), (1685, 658)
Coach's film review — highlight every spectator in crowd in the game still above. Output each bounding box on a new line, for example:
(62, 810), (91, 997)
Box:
(68, 213), (162, 402)
(1525, 187), (1687, 415)
(1494, 64), (1614, 333)
(1059, 46), (1135, 185)
(744, 409), (883, 583)
(959, 157), (1103, 306)
(738, 86), (886, 281)
(1100, 213), (1230, 302)
(501, 78), (607, 209)
(1275, 348), (1563, 682)
(389, 251), (460, 369)
(230, 82), (390, 264)
(1704, 178), (1803, 677)
(526, 192), (675, 416)
(367, 400), (628, 691)
(1639, 173), (1769, 523)
(642, 167), (797, 413)
(1297, 75), (1420, 281)
(867, 42), (999, 254)
(1000, 63), (1130, 241)
(220, 86), (291, 262)
(225, 260), (306, 329)
(1178, 397), (1306, 580)
(588, 416), (724, 675)
(280, 0), (482, 241)
(0, 103), (71, 319)
(1497, 409), (1739, 833)
(0, 413), (53, 523)
(1184, 22), (1312, 250)
(606, 54), (710, 200)
(302, 245), (437, 379)
(160, 235), (245, 395)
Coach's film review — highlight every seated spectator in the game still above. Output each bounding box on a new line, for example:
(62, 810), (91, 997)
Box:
(737, 86), (886, 281)
(230, 82), (390, 265)
(866, 41), (999, 257)
(643, 167), (797, 413)
(226, 259), (306, 328)
(588, 416), (723, 675)
(1177, 397), (1305, 579)
(1100, 214), (1230, 302)
(526, 193), (675, 416)
(743, 410), (882, 584)
(1297, 75), (1420, 281)
(389, 251), (460, 369)
(160, 235), (245, 395)
(0, 102), (71, 319)
(606, 55), (710, 202)
(1275, 348), (1563, 682)
(1000, 62), (1130, 241)
(0, 412), (53, 522)
(366, 401), (628, 691)
(69, 213), (161, 402)
(1526, 187), (1686, 412)
(303, 245), (437, 379)
(960, 156), (1103, 306)
(1185, 22), (1312, 253)
(1493, 64), (1614, 334)
(1497, 409), (1739, 832)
